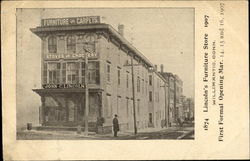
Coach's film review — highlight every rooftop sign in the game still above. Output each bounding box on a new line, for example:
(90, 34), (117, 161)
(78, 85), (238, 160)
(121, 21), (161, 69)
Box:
(41, 16), (101, 27)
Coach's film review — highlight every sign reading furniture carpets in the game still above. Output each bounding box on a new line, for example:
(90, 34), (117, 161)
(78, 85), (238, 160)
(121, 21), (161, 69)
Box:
(41, 16), (101, 27)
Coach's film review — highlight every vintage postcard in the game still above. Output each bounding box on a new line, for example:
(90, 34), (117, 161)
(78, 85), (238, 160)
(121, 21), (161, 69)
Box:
(2, 0), (249, 160)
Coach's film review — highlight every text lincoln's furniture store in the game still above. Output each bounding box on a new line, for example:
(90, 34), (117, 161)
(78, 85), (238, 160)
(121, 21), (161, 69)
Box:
(31, 16), (185, 133)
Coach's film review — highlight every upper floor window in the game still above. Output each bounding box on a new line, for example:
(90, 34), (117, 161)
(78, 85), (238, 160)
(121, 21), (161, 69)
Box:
(87, 61), (100, 84)
(47, 62), (60, 84)
(137, 77), (140, 92)
(43, 61), (99, 86)
(149, 91), (153, 102)
(67, 62), (79, 84)
(117, 69), (121, 85)
(149, 75), (152, 86)
(126, 98), (129, 117)
(126, 73), (129, 88)
(67, 35), (76, 53)
(107, 64), (111, 82)
(48, 36), (57, 53)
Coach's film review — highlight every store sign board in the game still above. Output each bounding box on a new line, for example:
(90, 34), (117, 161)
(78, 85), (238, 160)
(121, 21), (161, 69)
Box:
(42, 84), (85, 89)
(44, 52), (98, 60)
(41, 16), (100, 27)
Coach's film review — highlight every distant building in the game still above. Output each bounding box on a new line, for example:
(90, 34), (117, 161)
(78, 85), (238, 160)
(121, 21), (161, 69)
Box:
(183, 98), (194, 120)
(160, 72), (175, 126)
(174, 75), (183, 122)
(148, 65), (167, 128)
(179, 95), (186, 121)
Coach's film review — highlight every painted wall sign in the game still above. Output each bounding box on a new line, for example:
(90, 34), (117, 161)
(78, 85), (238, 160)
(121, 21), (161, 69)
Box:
(42, 84), (85, 89)
(44, 52), (98, 60)
(41, 16), (101, 27)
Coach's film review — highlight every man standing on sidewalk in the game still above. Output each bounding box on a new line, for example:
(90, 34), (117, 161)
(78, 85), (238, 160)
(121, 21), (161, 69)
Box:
(113, 114), (119, 137)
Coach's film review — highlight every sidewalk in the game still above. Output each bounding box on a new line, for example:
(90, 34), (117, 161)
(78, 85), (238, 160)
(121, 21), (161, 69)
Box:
(94, 126), (194, 139)
(17, 126), (194, 140)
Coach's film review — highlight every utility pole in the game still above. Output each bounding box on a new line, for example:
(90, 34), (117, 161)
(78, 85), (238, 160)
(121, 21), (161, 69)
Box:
(164, 83), (168, 128)
(75, 42), (92, 135)
(76, 43), (91, 136)
(167, 77), (171, 127)
(84, 47), (89, 136)
(131, 55), (137, 134)
(161, 81), (169, 128)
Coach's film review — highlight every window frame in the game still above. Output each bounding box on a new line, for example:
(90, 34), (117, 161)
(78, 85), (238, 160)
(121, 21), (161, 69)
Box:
(67, 35), (76, 53)
(149, 91), (153, 102)
(48, 36), (57, 53)
(107, 63), (111, 82)
(149, 75), (152, 86)
(46, 62), (60, 84)
(43, 60), (100, 85)
(66, 62), (79, 84)
(117, 69), (121, 86)
(137, 76), (140, 92)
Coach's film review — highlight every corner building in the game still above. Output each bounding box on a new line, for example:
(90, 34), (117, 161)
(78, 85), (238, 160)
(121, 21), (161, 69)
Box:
(31, 16), (159, 133)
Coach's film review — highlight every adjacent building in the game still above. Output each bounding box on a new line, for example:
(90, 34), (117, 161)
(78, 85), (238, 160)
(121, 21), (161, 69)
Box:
(148, 65), (167, 128)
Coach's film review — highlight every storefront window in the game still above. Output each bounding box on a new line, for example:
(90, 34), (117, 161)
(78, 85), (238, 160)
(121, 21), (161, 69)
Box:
(48, 36), (57, 53)
(68, 99), (76, 122)
(44, 96), (67, 123)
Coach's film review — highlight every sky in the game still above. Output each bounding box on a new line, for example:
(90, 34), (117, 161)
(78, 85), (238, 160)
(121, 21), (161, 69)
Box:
(16, 8), (194, 128)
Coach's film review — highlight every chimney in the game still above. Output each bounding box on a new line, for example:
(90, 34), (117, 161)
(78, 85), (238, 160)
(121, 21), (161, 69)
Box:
(154, 65), (158, 71)
(160, 64), (164, 73)
(118, 24), (124, 36)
